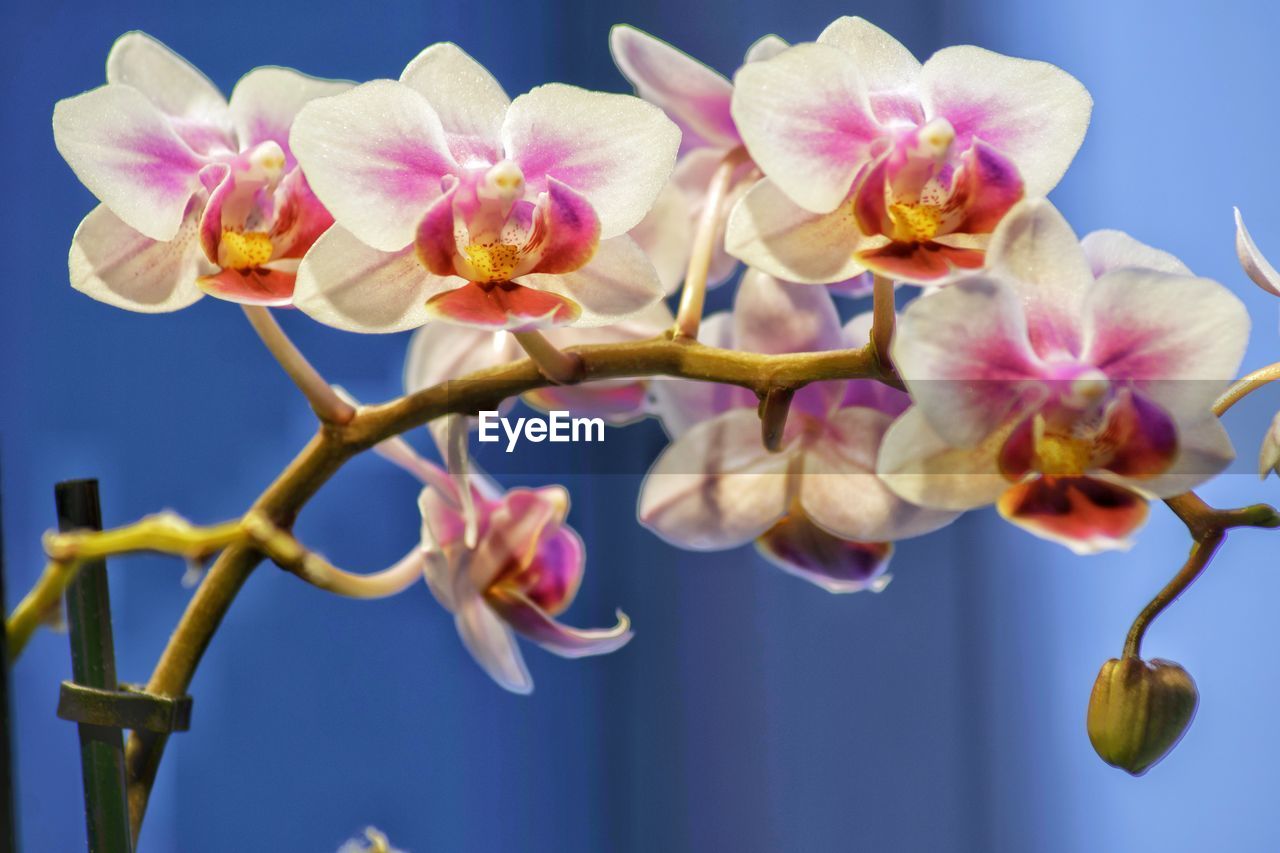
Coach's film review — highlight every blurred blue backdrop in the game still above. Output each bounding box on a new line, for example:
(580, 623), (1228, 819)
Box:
(3, 0), (1280, 850)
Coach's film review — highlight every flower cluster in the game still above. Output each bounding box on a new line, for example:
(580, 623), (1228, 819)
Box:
(53, 19), (1276, 694)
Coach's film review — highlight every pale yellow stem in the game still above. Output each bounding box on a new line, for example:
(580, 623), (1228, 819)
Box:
(673, 147), (750, 340)
(512, 330), (582, 383)
(242, 305), (356, 424)
(1214, 361), (1280, 416)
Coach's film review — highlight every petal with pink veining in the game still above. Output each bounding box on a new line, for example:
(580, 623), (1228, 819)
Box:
(517, 235), (663, 327)
(488, 590), (633, 659)
(425, 281), (581, 330)
(400, 42), (509, 165)
(856, 240), (985, 282)
(997, 476), (1148, 555)
(228, 67), (352, 162)
(198, 267), (295, 306)
(290, 80), (460, 252)
(918, 45), (1091, 197)
(54, 84), (213, 242)
(950, 140), (1024, 234)
(69, 202), (212, 313)
(638, 408), (794, 550)
(725, 178), (870, 285)
(1099, 391), (1178, 479)
(527, 178), (602, 275)
(105, 32), (233, 156)
(731, 42), (882, 214)
(1083, 268), (1249, 421)
(503, 84), (680, 238)
(609, 25), (740, 151)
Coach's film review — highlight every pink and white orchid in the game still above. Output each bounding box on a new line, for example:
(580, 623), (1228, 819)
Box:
(404, 302), (673, 427)
(289, 43), (679, 333)
(638, 270), (956, 592)
(377, 436), (631, 694)
(726, 16), (1092, 285)
(878, 199), (1248, 553)
(610, 25), (788, 290)
(54, 32), (350, 311)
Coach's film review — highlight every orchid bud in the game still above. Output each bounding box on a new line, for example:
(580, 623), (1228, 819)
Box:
(1087, 656), (1198, 776)
(1260, 412), (1280, 480)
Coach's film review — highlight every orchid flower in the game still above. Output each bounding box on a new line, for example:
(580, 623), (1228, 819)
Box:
(638, 269), (956, 592)
(878, 199), (1248, 553)
(611, 25), (789, 290)
(288, 43), (679, 333)
(405, 302), (673, 430)
(725, 16), (1092, 285)
(376, 435), (632, 694)
(53, 32), (350, 311)
(1262, 413), (1280, 480)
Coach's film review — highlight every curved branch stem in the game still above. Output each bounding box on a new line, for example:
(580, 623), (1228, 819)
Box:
(242, 305), (356, 425)
(512, 330), (582, 384)
(673, 147), (748, 340)
(870, 274), (898, 379)
(1214, 360), (1280, 416)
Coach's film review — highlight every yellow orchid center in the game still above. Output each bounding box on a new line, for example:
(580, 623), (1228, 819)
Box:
(1036, 430), (1095, 477)
(464, 241), (522, 283)
(220, 230), (274, 270)
(888, 201), (944, 242)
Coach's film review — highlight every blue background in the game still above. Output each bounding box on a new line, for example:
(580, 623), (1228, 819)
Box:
(5, 0), (1280, 850)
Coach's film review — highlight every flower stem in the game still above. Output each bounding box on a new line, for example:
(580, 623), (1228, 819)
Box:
(758, 387), (795, 452)
(512, 330), (583, 383)
(242, 305), (356, 424)
(673, 147), (749, 340)
(1214, 360), (1280, 416)
(1123, 535), (1222, 659)
(870, 274), (898, 379)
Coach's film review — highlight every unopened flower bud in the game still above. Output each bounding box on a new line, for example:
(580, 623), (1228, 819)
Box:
(1087, 656), (1198, 776)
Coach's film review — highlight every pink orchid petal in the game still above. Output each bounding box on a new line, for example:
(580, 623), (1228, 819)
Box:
(453, 585), (534, 694)
(918, 46), (1091, 197)
(228, 67), (352, 162)
(69, 202), (212, 313)
(638, 408), (794, 550)
(527, 178), (602, 275)
(951, 140), (1025, 234)
(293, 226), (459, 333)
(1234, 208), (1280, 297)
(609, 25), (740, 151)
(54, 84), (214, 242)
(517, 235), (663, 327)
(470, 487), (566, 591)
(756, 514), (892, 594)
(1083, 268), (1249, 422)
(400, 43), (509, 165)
(503, 83), (680, 238)
(198, 267), (295, 306)
(731, 42), (882, 214)
(1127, 416), (1234, 498)
(983, 199), (1092, 358)
(802, 407), (960, 540)
(1081, 229), (1192, 278)
(997, 476), (1148, 555)
(414, 183), (462, 275)
(500, 517), (584, 615)
(425, 281), (581, 330)
(856, 239), (985, 282)
(488, 591), (632, 659)
(743, 35), (790, 64)
(877, 407), (1013, 511)
(290, 80), (460, 252)
(105, 32), (234, 156)
(894, 274), (1049, 445)
(1099, 391), (1179, 479)
(725, 178), (870, 284)
(270, 169), (336, 259)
